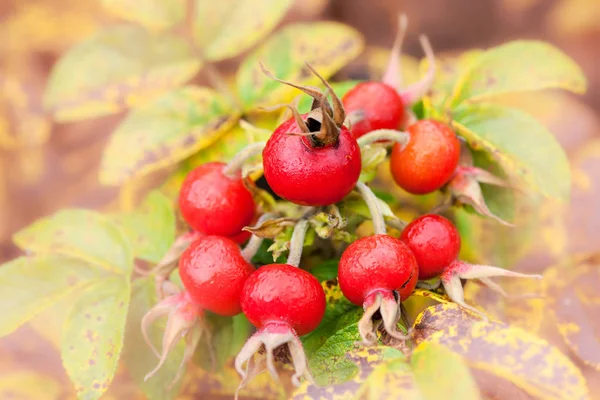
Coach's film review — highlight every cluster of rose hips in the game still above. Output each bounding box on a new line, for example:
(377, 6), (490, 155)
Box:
(141, 16), (541, 391)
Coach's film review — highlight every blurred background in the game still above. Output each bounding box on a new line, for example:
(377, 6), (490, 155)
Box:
(1, 0), (599, 398)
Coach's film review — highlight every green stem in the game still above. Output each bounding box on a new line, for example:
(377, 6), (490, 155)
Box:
(356, 182), (386, 235)
(287, 220), (309, 267)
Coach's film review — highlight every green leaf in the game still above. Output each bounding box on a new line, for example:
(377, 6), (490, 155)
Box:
(62, 276), (131, 400)
(0, 255), (104, 338)
(13, 209), (133, 274)
(453, 104), (571, 201)
(450, 40), (586, 106)
(111, 191), (176, 263)
(411, 342), (481, 400)
(101, 0), (185, 31)
(122, 278), (184, 400)
(99, 86), (238, 185)
(237, 22), (364, 109)
(302, 280), (360, 357)
(44, 25), (201, 121)
(193, 0), (292, 61)
(310, 259), (340, 281)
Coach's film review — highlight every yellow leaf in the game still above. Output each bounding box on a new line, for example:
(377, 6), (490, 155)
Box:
(415, 303), (590, 400)
(194, 0), (293, 61)
(237, 22), (364, 110)
(99, 86), (238, 185)
(546, 258), (600, 371)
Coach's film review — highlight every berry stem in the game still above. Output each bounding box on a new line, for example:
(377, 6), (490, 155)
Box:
(356, 182), (387, 235)
(357, 129), (410, 149)
(223, 142), (267, 178)
(241, 213), (276, 262)
(287, 219), (309, 267)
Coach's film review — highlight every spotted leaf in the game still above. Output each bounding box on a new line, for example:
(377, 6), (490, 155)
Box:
(44, 25), (201, 121)
(414, 303), (589, 400)
(0, 255), (104, 338)
(546, 259), (600, 371)
(99, 86), (238, 185)
(62, 276), (131, 400)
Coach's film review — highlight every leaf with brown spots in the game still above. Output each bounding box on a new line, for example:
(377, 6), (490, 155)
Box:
(463, 276), (545, 334)
(101, 0), (185, 31)
(62, 276), (131, 400)
(0, 255), (104, 338)
(414, 303), (590, 400)
(99, 85), (238, 185)
(452, 104), (571, 201)
(243, 217), (298, 239)
(122, 277), (184, 400)
(111, 191), (176, 263)
(0, 371), (62, 400)
(44, 25), (201, 121)
(293, 346), (405, 400)
(13, 209), (133, 275)
(193, 0), (293, 61)
(237, 22), (364, 110)
(449, 41), (587, 106)
(546, 260), (600, 371)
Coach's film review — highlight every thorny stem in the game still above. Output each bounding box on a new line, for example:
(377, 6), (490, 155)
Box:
(357, 129), (410, 148)
(287, 219), (309, 267)
(356, 182), (386, 235)
(241, 213), (276, 262)
(223, 142), (267, 178)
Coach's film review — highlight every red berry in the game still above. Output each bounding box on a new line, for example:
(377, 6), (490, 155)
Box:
(390, 120), (460, 194)
(400, 214), (461, 280)
(342, 81), (406, 139)
(241, 264), (326, 336)
(179, 235), (254, 316)
(338, 234), (418, 305)
(262, 115), (361, 206)
(179, 162), (255, 236)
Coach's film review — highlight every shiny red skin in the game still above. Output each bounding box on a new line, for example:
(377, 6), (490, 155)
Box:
(179, 162), (255, 236)
(240, 264), (326, 336)
(390, 120), (460, 194)
(179, 235), (254, 316)
(400, 214), (461, 280)
(342, 81), (406, 139)
(338, 234), (418, 306)
(262, 115), (361, 206)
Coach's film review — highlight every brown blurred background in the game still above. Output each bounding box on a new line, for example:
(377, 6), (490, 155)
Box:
(1, 0), (599, 398)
